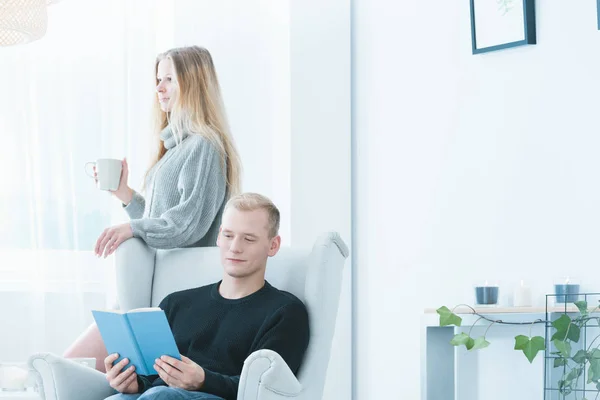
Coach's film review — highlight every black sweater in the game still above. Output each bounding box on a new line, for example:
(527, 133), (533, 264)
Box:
(137, 281), (310, 400)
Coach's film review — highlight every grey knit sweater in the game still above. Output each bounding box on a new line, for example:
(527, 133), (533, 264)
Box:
(124, 127), (227, 249)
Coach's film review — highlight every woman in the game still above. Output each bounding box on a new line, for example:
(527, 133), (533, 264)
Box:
(64, 46), (242, 371)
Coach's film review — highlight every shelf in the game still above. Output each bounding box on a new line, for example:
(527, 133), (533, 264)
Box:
(424, 305), (597, 315)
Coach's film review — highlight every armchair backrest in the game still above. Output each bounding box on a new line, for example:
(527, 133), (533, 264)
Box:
(115, 232), (349, 399)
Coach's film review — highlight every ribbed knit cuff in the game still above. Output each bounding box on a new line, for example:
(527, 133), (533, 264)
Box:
(200, 368), (238, 399)
(201, 368), (221, 396)
(123, 190), (145, 219)
(130, 219), (147, 242)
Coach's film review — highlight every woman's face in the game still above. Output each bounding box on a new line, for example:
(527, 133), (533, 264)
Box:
(156, 58), (178, 112)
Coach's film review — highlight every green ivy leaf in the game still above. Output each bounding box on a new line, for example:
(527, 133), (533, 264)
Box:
(554, 339), (572, 358)
(551, 314), (580, 342)
(566, 366), (583, 381)
(514, 335), (546, 363)
(450, 333), (474, 350)
(552, 314), (571, 331)
(437, 306), (462, 327)
(554, 358), (567, 368)
(569, 323), (582, 343)
(588, 349), (600, 384)
(471, 336), (490, 350)
(514, 335), (529, 350)
(573, 350), (588, 364)
(526, 336), (546, 363)
(590, 348), (600, 361)
(466, 338), (475, 350)
(575, 301), (588, 316)
(558, 379), (572, 395)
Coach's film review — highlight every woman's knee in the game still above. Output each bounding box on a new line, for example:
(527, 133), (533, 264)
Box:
(62, 323), (108, 372)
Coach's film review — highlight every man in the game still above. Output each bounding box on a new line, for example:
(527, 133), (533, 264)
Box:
(104, 193), (310, 400)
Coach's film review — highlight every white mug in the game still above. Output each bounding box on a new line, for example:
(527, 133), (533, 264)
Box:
(85, 158), (122, 191)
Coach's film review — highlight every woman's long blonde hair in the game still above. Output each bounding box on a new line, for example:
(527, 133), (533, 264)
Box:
(146, 46), (242, 196)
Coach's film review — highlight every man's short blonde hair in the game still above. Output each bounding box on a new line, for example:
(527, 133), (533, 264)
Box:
(224, 193), (280, 238)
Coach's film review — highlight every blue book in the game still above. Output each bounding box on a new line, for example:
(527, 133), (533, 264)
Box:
(92, 307), (181, 375)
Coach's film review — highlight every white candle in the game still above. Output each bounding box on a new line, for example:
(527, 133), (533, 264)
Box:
(514, 280), (532, 307)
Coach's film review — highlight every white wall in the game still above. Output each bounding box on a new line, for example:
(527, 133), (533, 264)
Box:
(172, 0), (292, 242)
(354, 0), (600, 399)
(289, 0), (351, 399)
(172, 1), (352, 398)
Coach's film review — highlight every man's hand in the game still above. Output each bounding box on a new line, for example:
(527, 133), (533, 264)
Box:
(154, 355), (205, 391)
(105, 353), (139, 394)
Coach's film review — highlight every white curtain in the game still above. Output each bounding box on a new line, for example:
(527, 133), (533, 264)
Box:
(0, 0), (172, 361)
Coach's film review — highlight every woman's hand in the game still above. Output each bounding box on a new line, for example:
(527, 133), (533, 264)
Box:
(111, 158), (133, 205)
(95, 223), (134, 258)
(92, 158), (133, 204)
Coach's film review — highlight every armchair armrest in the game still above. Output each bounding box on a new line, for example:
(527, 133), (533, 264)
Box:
(28, 353), (116, 400)
(237, 349), (303, 400)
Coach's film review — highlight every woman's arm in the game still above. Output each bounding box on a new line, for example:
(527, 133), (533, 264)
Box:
(129, 140), (226, 249)
(123, 190), (146, 220)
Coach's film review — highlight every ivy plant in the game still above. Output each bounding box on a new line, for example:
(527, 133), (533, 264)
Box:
(437, 301), (600, 398)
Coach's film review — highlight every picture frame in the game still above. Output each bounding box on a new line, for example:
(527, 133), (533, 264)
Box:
(470, 0), (536, 54)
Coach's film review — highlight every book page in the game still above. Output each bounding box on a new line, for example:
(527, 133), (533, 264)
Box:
(92, 308), (126, 314)
(91, 307), (161, 314)
(129, 307), (162, 313)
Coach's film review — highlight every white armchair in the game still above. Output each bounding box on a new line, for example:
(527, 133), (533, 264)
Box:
(28, 232), (349, 400)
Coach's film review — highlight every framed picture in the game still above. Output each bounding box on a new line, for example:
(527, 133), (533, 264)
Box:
(470, 0), (536, 54)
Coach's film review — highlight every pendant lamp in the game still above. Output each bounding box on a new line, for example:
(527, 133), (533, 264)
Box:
(0, 0), (47, 46)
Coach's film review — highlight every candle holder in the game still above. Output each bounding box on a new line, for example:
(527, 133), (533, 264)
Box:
(553, 277), (581, 304)
(474, 282), (499, 306)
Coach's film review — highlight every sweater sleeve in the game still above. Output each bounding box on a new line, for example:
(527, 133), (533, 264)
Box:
(129, 140), (226, 249)
(136, 374), (158, 393)
(200, 370), (240, 400)
(123, 190), (146, 220)
(199, 302), (310, 400)
(252, 302), (310, 374)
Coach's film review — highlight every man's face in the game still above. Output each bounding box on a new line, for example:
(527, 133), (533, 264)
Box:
(217, 207), (280, 279)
